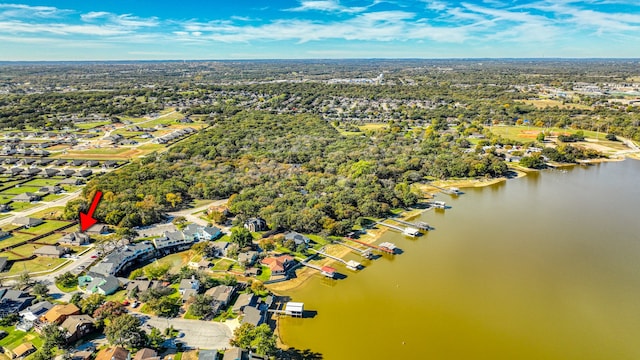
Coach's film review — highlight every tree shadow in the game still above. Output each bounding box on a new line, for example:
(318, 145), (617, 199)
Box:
(277, 347), (324, 360)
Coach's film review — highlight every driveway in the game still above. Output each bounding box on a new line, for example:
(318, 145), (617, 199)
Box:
(135, 314), (232, 350)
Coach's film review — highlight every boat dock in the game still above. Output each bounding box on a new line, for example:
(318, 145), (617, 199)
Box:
(301, 262), (337, 278)
(428, 183), (462, 195)
(335, 240), (374, 259)
(310, 248), (361, 270)
(376, 221), (420, 236)
(428, 200), (447, 209)
(388, 218), (431, 231)
(348, 238), (397, 254)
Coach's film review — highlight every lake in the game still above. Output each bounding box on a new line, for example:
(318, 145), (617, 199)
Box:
(278, 160), (640, 359)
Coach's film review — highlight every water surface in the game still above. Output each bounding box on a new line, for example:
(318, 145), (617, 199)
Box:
(279, 160), (640, 359)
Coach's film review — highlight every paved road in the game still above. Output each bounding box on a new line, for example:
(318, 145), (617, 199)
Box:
(167, 199), (231, 231)
(135, 314), (232, 350)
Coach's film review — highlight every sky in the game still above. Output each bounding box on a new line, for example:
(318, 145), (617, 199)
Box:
(0, 0), (639, 60)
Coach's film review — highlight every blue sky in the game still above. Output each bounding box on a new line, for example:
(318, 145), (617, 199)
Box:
(0, 0), (639, 60)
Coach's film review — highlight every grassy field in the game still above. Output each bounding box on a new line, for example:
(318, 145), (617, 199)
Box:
(212, 259), (235, 271)
(74, 121), (111, 129)
(41, 194), (65, 202)
(1, 256), (67, 274)
(35, 233), (64, 245)
(9, 202), (39, 212)
(0, 195), (13, 204)
(23, 178), (62, 187)
(0, 326), (44, 357)
(0, 233), (33, 248)
(1, 186), (41, 195)
(142, 250), (193, 274)
(256, 266), (271, 282)
(25, 220), (71, 235)
(489, 125), (603, 142)
(30, 206), (66, 219)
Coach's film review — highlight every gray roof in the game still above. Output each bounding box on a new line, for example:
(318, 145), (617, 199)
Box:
(20, 300), (53, 317)
(241, 305), (264, 327)
(199, 350), (219, 360)
(285, 232), (310, 245)
(222, 348), (246, 360)
(13, 217), (43, 226)
(35, 245), (67, 256)
(0, 287), (34, 316)
(205, 285), (235, 304)
(0, 256), (7, 271)
(232, 293), (256, 313)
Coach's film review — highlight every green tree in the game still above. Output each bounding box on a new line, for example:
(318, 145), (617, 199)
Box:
(251, 324), (277, 356)
(80, 293), (106, 315)
(188, 295), (214, 318)
(31, 282), (49, 299)
(230, 323), (255, 349)
(146, 327), (165, 351)
(230, 227), (253, 248)
(536, 132), (545, 142)
(144, 262), (171, 280)
(70, 292), (84, 307)
(55, 272), (77, 289)
(105, 314), (146, 350)
(93, 301), (125, 327)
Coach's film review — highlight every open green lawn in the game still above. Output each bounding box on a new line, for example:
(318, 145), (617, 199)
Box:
(0, 195), (13, 204)
(0, 233), (33, 248)
(23, 178), (61, 187)
(0, 180), (25, 189)
(105, 289), (128, 303)
(56, 282), (78, 293)
(489, 125), (603, 143)
(1, 256), (67, 274)
(0, 326), (44, 355)
(212, 259), (234, 271)
(7, 201), (39, 212)
(26, 220), (71, 235)
(41, 194), (65, 202)
(256, 266), (271, 282)
(35, 233), (64, 245)
(1, 186), (41, 195)
(67, 147), (129, 155)
(74, 121), (110, 130)
(30, 206), (66, 219)
(141, 250), (192, 274)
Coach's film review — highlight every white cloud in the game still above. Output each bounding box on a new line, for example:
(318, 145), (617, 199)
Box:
(287, 0), (370, 13)
(0, 3), (72, 19)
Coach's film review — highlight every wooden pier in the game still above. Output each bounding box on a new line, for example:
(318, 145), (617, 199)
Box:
(301, 262), (337, 278)
(310, 248), (361, 270)
(388, 218), (431, 231)
(376, 221), (420, 236)
(427, 183), (461, 195)
(335, 240), (374, 259)
(348, 238), (396, 254)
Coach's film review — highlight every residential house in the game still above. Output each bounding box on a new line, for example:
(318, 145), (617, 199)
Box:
(60, 232), (90, 246)
(244, 218), (268, 232)
(260, 255), (296, 276)
(205, 285), (236, 308)
(59, 178), (84, 186)
(232, 293), (257, 314)
(86, 160), (100, 167)
(71, 160), (85, 167)
(179, 277), (200, 295)
(198, 350), (220, 360)
(210, 241), (229, 257)
(284, 232), (310, 247)
(79, 272), (120, 295)
(69, 350), (94, 360)
(9, 167), (23, 175)
(44, 168), (60, 177)
(188, 259), (211, 270)
(54, 159), (68, 166)
(8, 342), (36, 359)
(222, 348), (247, 360)
(77, 169), (93, 177)
(38, 185), (62, 195)
(201, 226), (222, 240)
(125, 279), (160, 296)
(0, 287), (34, 318)
(61, 315), (95, 343)
(12, 192), (41, 202)
(153, 230), (188, 251)
(90, 242), (155, 277)
(41, 303), (80, 324)
(0, 231), (10, 241)
(96, 347), (130, 360)
(12, 217), (43, 227)
(20, 301), (53, 322)
(238, 251), (258, 266)
(34, 245), (68, 258)
(133, 348), (160, 360)
(62, 169), (76, 177)
(26, 168), (41, 176)
(242, 305), (264, 327)
(0, 257), (8, 272)
(86, 224), (109, 235)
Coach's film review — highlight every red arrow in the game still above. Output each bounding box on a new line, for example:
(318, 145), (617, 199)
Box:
(79, 190), (103, 232)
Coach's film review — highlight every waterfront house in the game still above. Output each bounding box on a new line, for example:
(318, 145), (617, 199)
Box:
(261, 254), (295, 276)
(241, 305), (265, 327)
(284, 232), (310, 247)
